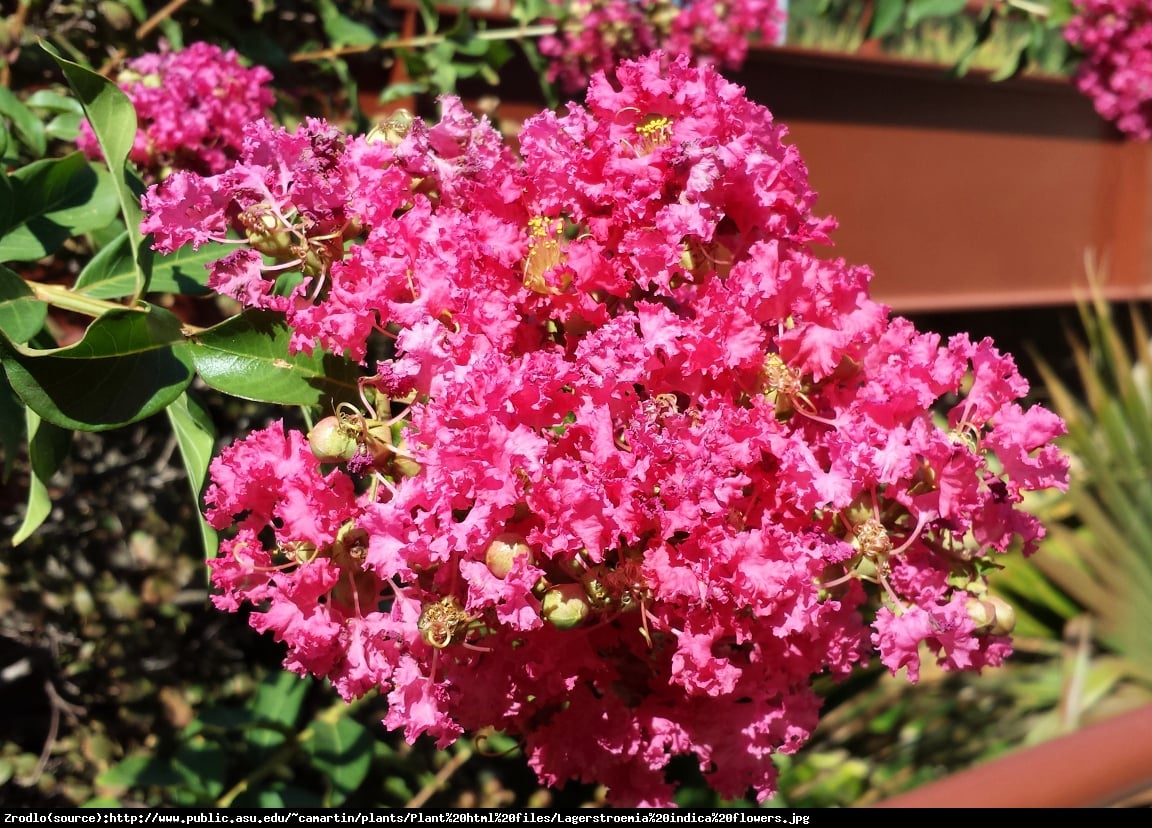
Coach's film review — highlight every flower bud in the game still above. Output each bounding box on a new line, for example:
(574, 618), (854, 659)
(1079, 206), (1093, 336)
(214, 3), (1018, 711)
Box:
(307, 416), (359, 463)
(967, 595), (1016, 636)
(485, 533), (534, 579)
(541, 584), (591, 630)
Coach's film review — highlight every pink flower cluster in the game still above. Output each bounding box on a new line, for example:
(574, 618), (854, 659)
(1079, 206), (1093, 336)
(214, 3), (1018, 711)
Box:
(78, 42), (275, 178)
(143, 53), (1068, 805)
(538, 0), (782, 93)
(1065, 0), (1152, 139)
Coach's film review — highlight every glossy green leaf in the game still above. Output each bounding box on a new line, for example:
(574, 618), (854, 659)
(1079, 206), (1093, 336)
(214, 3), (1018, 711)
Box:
(906, 0), (969, 28)
(306, 715), (374, 805)
(45, 44), (150, 297)
(0, 86), (47, 158)
(0, 304), (193, 431)
(0, 153), (118, 262)
(0, 264), (48, 343)
(12, 409), (73, 545)
(24, 88), (85, 115)
(189, 310), (361, 408)
(75, 232), (220, 299)
(45, 112), (84, 143)
(166, 391), (218, 561)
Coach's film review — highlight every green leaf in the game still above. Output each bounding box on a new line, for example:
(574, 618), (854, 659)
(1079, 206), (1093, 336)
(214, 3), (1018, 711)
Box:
(0, 264), (48, 343)
(46, 112), (84, 143)
(24, 88), (85, 115)
(80, 797), (123, 807)
(0, 86), (47, 158)
(247, 671), (310, 752)
(306, 716), (373, 806)
(11, 409), (73, 545)
(75, 232), (221, 299)
(315, 0), (379, 46)
(44, 43), (150, 298)
(172, 734), (227, 801)
(0, 153), (119, 262)
(0, 373), (25, 481)
(0, 304), (194, 431)
(96, 755), (185, 790)
(906, 0), (969, 28)
(165, 391), (218, 561)
(189, 310), (361, 408)
(232, 786), (323, 807)
(0, 170), (13, 236)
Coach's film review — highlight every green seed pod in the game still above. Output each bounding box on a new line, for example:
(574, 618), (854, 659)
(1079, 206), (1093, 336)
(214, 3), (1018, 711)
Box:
(485, 533), (534, 579)
(307, 416), (359, 463)
(984, 595), (1017, 637)
(967, 596), (1017, 637)
(541, 584), (591, 630)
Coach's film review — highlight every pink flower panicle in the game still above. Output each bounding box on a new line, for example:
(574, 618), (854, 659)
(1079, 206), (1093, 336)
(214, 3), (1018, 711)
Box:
(78, 42), (275, 178)
(1065, 0), (1152, 139)
(155, 53), (1070, 806)
(539, 0), (783, 93)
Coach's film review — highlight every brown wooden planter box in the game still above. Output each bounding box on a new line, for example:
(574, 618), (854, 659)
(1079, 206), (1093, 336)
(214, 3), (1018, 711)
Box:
(726, 47), (1151, 313)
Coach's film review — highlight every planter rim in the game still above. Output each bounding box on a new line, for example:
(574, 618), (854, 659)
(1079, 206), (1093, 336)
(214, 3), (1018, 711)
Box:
(874, 702), (1152, 808)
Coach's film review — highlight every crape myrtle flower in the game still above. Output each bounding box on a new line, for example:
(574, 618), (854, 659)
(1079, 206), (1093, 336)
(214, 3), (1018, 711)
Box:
(78, 41), (275, 179)
(148, 53), (1069, 806)
(539, 0), (783, 93)
(1065, 0), (1152, 139)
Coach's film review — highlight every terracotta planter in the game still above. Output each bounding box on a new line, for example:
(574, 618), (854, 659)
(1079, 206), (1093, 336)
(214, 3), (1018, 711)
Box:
(874, 702), (1152, 807)
(725, 47), (1149, 313)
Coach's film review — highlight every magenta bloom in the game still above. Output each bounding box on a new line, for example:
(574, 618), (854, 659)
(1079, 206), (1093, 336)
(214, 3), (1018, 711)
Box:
(539, 0), (783, 93)
(1065, 0), (1152, 139)
(152, 53), (1069, 805)
(78, 41), (274, 178)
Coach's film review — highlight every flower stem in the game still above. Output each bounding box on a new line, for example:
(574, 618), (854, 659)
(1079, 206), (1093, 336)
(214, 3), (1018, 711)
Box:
(28, 281), (143, 318)
(290, 24), (558, 63)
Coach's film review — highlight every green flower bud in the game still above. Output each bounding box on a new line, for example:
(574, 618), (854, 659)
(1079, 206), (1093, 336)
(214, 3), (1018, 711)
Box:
(485, 533), (534, 579)
(307, 416), (359, 463)
(541, 584), (591, 630)
(967, 595), (1016, 637)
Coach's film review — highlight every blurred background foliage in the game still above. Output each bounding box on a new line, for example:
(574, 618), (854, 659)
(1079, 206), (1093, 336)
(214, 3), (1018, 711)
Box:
(2, 0), (1151, 809)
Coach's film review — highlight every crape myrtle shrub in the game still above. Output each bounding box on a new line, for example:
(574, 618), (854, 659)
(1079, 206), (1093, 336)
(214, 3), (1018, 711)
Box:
(138, 49), (1069, 806)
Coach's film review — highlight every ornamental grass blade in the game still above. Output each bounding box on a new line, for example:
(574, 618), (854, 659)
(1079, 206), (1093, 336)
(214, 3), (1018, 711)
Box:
(1029, 296), (1152, 682)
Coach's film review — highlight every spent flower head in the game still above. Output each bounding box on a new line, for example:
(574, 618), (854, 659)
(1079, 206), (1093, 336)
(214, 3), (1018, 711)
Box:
(149, 52), (1069, 806)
